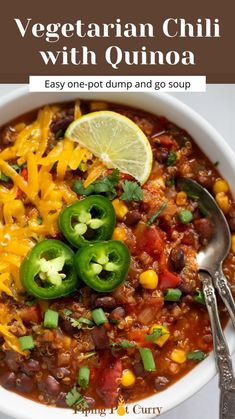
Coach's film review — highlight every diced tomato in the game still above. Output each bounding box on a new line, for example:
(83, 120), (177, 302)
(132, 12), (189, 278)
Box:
(159, 270), (180, 290)
(97, 359), (122, 407)
(21, 168), (28, 180)
(138, 225), (164, 259)
(158, 135), (176, 149)
(19, 305), (42, 324)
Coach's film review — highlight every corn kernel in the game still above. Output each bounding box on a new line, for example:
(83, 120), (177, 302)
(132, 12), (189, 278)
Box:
(213, 179), (229, 195)
(176, 191), (187, 206)
(139, 270), (158, 290)
(170, 349), (186, 364)
(112, 226), (126, 241)
(121, 369), (136, 387)
(215, 192), (230, 214)
(150, 324), (170, 347)
(231, 235), (235, 253)
(112, 199), (128, 220)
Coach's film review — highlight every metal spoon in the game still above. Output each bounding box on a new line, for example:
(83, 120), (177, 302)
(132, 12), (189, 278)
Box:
(177, 177), (235, 419)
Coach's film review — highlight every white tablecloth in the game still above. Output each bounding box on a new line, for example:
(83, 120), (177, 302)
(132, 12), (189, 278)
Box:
(0, 84), (234, 419)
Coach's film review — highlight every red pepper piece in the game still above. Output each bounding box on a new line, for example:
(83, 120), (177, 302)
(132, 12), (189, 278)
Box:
(159, 270), (180, 290)
(97, 359), (122, 407)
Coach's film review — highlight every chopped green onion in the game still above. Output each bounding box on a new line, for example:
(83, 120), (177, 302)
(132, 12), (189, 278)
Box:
(19, 335), (35, 351)
(145, 328), (165, 342)
(193, 289), (205, 305)
(147, 202), (167, 226)
(187, 350), (206, 361)
(65, 386), (88, 409)
(92, 308), (108, 326)
(164, 288), (182, 302)
(77, 317), (94, 327)
(166, 151), (177, 166)
(178, 209), (193, 224)
(44, 309), (59, 329)
(78, 366), (90, 388)
(139, 348), (156, 372)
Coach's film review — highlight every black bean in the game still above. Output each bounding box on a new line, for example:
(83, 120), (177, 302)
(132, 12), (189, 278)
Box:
(16, 373), (34, 393)
(1, 126), (16, 145)
(51, 115), (74, 135)
(154, 376), (170, 391)
(196, 172), (214, 190)
(40, 375), (61, 396)
(133, 362), (146, 377)
(93, 296), (117, 310)
(5, 352), (21, 372)
(125, 210), (142, 226)
(155, 148), (169, 164)
(110, 307), (125, 322)
(169, 247), (185, 272)
(21, 359), (40, 376)
(60, 318), (77, 336)
(56, 392), (67, 407)
(1, 372), (16, 389)
(178, 280), (193, 294)
(194, 218), (213, 244)
(91, 326), (109, 349)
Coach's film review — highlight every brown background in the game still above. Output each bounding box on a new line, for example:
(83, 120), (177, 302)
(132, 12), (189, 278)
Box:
(0, 0), (234, 83)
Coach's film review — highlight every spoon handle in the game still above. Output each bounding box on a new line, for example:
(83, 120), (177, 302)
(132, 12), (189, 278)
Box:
(213, 265), (235, 330)
(200, 271), (235, 419)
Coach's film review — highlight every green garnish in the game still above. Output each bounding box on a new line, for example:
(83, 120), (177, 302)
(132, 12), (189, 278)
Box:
(19, 335), (35, 351)
(198, 202), (209, 217)
(76, 317), (94, 327)
(63, 308), (73, 317)
(65, 387), (89, 410)
(193, 289), (205, 305)
(78, 366), (90, 388)
(37, 216), (43, 225)
(0, 172), (10, 182)
(79, 351), (96, 360)
(92, 308), (108, 326)
(187, 350), (207, 361)
(120, 180), (143, 202)
(72, 169), (119, 200)
(44, 309), (59, 329)
(111, 340), (136, 349)
(147, 202), (167, 226)
(166, 151), (177, 166)
(145, 328), (165, 342)
(139, 348), (156, 372)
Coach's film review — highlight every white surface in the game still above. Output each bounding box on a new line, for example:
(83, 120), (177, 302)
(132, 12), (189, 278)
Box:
(0, 84), (234, 419)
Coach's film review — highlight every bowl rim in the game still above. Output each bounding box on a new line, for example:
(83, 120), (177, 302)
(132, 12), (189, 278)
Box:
(0, 86), (234, 419)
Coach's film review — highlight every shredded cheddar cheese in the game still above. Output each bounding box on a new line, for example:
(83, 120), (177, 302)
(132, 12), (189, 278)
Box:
(0, 104), (105, 352)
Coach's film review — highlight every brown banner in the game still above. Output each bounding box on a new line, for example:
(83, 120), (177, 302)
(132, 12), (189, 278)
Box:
(0, 0), (234, 83)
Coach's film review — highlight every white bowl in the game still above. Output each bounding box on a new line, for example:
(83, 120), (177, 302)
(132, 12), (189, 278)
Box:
(0, 87), (234, 419)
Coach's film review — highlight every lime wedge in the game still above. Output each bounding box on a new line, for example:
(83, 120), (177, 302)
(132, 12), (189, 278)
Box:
(65, 110), (153, 184)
